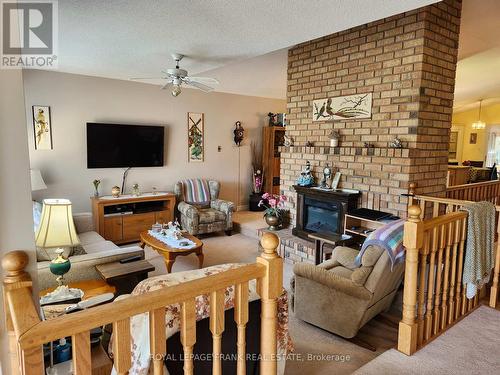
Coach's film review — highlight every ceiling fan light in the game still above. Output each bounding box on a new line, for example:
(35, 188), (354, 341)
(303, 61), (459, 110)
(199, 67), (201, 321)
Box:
(171, 84), (181, 97)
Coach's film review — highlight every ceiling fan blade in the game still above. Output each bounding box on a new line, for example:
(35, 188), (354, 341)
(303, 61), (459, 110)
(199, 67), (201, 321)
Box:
(129, 77), (165, 81)
(182, 78), (214, 92)
(186, 76), (219, 85)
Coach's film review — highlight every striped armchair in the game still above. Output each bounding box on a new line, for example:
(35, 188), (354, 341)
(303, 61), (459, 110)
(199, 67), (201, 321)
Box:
(174, 179), (234, 236)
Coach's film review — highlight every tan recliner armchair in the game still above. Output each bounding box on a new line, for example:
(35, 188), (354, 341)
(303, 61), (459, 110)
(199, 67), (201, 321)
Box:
(292, 245), (404, 340)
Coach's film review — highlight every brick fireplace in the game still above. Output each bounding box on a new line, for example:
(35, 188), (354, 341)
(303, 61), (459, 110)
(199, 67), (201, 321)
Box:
(277, 0), (462, 264)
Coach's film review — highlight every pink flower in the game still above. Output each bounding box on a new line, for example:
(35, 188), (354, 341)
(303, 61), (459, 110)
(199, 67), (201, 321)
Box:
(268, 198), (277, 208)
(262, 192), (270, 199)
(280, 195), (287, 202)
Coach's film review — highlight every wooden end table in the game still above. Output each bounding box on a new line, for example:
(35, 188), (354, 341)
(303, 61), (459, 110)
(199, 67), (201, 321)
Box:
(96, 259), (155, 295)
(139, 231), (204, 273)
(308, 232), (353, 265)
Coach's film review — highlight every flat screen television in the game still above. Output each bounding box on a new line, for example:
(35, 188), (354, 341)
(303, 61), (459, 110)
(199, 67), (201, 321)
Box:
(86, 123), (164, 168)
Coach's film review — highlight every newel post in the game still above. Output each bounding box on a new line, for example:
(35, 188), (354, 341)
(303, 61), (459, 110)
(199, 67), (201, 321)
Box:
(257, 232), (283, 375)
(398, 205), (423, 355)
(2, 251), (35, 375)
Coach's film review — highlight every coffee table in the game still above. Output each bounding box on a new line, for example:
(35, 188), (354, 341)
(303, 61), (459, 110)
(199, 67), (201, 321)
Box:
(96, 259), (155, 295)
(140, 231), (204, 273)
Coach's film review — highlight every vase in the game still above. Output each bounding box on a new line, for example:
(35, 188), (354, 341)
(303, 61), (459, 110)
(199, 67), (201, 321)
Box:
(94, 187), (99, 197)
(330, 138), (339, 147)
(265, 214), (279, 231)
(111, 186), (121, 198)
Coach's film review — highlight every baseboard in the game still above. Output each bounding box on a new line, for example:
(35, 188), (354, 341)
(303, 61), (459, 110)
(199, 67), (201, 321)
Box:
(237, 205), (249, 211)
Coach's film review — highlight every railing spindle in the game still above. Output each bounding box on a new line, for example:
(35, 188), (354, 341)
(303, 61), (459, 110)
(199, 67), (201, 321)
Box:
(181, 299), (196, 375)
(72, 331), (91, 375)
(440, 222), (453, 330)
(424, 229), (437, 341)
(113, 319), (131, 375)
(490, 218), (500, 308)
(432, 225), (446, 335)
(417, 234), (430, 346)
(150, 308), (166, 375)
(210, 290), (225, 375)
(235, 282), (249, 375)
(448, 219), (460, 324)
(455, 218), (466, 320)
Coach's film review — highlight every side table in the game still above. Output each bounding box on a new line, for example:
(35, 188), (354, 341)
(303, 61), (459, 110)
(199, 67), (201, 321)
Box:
(308, 232), (353, 265)
(96, 259), (155, 295)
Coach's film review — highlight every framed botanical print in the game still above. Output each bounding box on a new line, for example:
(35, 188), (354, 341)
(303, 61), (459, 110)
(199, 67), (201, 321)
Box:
(332, 172), (342, 190)
(32, 105), (53, 150)
(188, 112), (204, 162)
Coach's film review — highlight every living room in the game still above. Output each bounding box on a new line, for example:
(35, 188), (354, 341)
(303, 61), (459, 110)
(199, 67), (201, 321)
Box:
(2, 1), (500, 375)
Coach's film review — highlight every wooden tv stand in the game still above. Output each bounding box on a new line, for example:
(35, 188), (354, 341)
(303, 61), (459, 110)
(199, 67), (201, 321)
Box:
(91, 193), (176, 244)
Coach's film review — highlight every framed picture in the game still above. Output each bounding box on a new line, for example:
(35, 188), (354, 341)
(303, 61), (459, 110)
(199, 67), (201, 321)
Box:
(188, 112), (204, 162)
(332, 172), (342, 190)
(32, 105), (53, 150)
(313, 93), (372, 122)
(470, 133), (477, 144)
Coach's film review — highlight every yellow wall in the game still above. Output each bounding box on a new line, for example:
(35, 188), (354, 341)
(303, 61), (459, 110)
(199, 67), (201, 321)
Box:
(452, 103), (500, 163)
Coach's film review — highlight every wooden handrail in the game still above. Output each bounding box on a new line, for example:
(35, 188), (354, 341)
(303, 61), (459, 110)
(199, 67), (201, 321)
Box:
(3, 232), (283, 375)
(399, 204), (476, 355)
(407, 183), (500, 309)
(17, 264), (265, 349)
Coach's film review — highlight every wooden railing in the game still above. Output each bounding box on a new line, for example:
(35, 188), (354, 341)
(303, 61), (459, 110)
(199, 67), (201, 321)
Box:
(407, 183), (500, 309)
(445, 179), (500, 204)
(398, 205), (480, 355)
(2, 232), (283, 375)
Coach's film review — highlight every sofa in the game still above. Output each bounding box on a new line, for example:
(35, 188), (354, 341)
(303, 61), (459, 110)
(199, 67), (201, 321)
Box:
(292, 245), (404, 340)
(174, 179), (234, 235)
(36, 211), (144, 291)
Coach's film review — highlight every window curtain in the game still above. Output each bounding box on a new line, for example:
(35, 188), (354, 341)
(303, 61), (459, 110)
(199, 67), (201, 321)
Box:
(486, 131), (497, 167)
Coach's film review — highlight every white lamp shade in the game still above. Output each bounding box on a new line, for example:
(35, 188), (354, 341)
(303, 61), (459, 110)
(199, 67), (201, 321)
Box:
(35, 199), (80, 248)
(30, 169), (47, 191)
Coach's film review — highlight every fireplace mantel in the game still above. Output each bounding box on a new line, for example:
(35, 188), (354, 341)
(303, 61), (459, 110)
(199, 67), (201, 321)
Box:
(292, 185), (360, 241)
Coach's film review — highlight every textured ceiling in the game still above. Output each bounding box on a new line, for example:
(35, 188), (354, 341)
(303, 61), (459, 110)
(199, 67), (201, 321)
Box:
(454, 0), (500, 111)
(54, 0), (438, 98)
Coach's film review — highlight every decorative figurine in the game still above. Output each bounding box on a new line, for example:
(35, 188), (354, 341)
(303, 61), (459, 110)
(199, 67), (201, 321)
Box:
(364, 142), (375, 148)
(297, 161), (315, 187)
(320, 163), (332, 189)
(389, 137), (403, 148)
(111, 186), (121, 198)
(152, 186), (158, 195)
(306, 141), (314, 147)
(283, 134), (294, 147)
(328, 130), (340, 148)
(233, 121), (244, 146)
(132, 183), (140, 196)
(161, 220), (183, 240)
(267, 112), (277, 126)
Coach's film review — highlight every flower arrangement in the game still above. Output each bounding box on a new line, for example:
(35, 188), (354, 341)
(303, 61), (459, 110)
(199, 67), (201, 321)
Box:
(258, 193), (287, 217)
(251, 141), (264, 194)
(92, 179), (101, 197)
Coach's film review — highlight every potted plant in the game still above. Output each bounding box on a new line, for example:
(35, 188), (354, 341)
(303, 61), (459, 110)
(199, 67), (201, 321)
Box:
(328, 129), (340, 147)
(258, 193), (287, 230)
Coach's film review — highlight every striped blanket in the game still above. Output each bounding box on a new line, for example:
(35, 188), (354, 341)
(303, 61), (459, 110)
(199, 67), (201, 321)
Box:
(355, 219), (405, 269)
(182, 179), (211, 206)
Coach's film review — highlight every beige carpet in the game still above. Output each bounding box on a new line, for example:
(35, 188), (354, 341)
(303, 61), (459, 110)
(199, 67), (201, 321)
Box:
(353, 305), (500, 375)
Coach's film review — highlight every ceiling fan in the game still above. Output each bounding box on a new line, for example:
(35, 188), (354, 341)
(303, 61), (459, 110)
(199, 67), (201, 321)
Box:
(130, 54), (219, 97)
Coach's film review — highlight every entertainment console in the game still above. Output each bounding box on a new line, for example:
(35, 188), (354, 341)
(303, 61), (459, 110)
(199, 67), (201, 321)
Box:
(91, 193), (176, 244)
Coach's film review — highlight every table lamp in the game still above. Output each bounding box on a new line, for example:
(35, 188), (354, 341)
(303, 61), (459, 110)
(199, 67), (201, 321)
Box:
(36, 199), (83, 304)
(30, 169), (47, 191)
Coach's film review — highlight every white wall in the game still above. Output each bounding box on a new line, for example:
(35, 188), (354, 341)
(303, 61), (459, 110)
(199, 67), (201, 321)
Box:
(0, 70), (37, 375)
(24, 70), (285, 212)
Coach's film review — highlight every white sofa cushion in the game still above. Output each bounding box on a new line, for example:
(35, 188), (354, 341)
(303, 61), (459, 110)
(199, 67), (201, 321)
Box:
(78, 231), (106, 246)
(83, 240), (119, 254)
